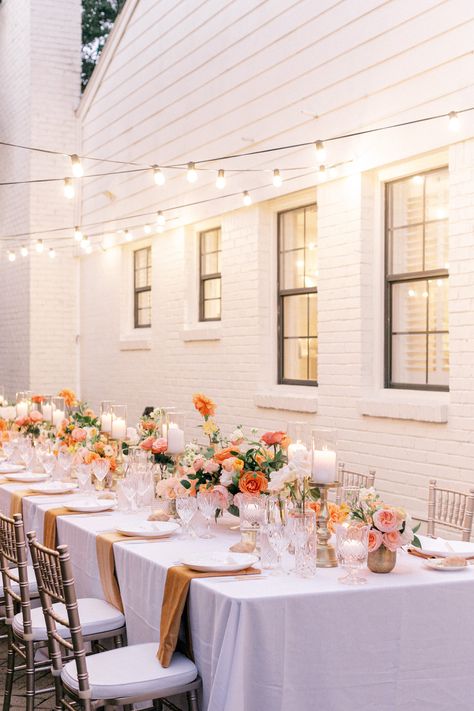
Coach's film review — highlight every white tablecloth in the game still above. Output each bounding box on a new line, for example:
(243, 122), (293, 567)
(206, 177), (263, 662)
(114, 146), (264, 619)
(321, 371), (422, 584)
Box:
(1, 483), (474, 711)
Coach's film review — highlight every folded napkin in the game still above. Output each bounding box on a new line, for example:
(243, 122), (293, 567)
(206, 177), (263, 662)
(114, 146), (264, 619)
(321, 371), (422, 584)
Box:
(157, 564), (260, 668)
(43, 507), (83, 549)
(10, 490), (47, 517)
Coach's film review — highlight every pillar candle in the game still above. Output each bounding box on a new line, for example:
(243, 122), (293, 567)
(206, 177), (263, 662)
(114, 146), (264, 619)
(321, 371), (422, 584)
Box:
(101, 413), (112, 434)
(111, 417), (127, 440)
(311, 448), (336, 483)
(42, 404), (52, 422)
(166, 427), (185, 454)
(53, 409), (65, 430)
(16, 401), (28, 418)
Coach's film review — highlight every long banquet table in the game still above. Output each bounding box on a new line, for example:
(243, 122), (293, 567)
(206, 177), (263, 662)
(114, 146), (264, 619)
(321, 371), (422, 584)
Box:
(2, 480), (474, 711)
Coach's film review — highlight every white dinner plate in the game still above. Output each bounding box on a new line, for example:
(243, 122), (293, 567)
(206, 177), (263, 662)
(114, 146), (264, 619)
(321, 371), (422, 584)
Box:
(64, 498), (116, 513)
(116, 521), (180, 538)
(425, 557), (469, 572)
(180, 552), (259, 573)
(4, 472), (49, 483)
(0, 463), (26, 474)
(410, 535), (474, 559)
(28, 481), (78, 495)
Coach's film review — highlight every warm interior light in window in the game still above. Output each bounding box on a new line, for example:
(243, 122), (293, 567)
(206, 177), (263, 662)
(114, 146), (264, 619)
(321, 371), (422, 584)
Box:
(187, 162), (197, 182)
(216, 169), (226, 189)
(448, 111), (460, 131)
(272, 169), (283, 187)
(74, 226), (83, 242)
(243, 191), (252, 206)
(153, 166), (165, 185)
(7, 251), (16, 262)
(411, 175), (424, 185)
(315, 140), (326, 163)
(435, 208), (447, 219)
(35, 239), (44, 253)
(308, 242), (316, 250)
(63, 178), (75, 199)
(20, 245), (28, 257)
(408, 289), (416, 297)
(422, 290), (428, 298)
(70, 154), (83, 177)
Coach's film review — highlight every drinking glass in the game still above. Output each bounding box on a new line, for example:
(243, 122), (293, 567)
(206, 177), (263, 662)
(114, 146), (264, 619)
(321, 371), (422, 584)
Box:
(342, 485), (360, 507)
(336, 524), (370, 585)
(19, 437), (35, 470)
(37, 446), (56, 479)
(58, 448), (74, 481)
(287, 510), (317, 578)
(136, 468), (154, 510)
(266, 520), (289, 575)
(91, 457), (110, 491)
(197, 491), (220, 539)
(117, 476), (137, 512)
(175, 496), (197, 538)
(76, 463), (92, 495)
(3, 436), (18, 462)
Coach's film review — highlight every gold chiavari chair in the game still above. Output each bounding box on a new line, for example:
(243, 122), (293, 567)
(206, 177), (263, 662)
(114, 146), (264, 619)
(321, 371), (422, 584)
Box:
(27, 532), (201, 711)
(334, 463), (376, 505)
(427, 479), (474, 542)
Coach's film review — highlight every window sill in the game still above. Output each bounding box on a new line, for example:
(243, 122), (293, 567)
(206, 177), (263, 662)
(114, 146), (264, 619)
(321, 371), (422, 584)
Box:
(255, 386), (318, 413)
(357, 390), (448, 423)
(181, 325), (222, 342)
(119, 335), (152, 351)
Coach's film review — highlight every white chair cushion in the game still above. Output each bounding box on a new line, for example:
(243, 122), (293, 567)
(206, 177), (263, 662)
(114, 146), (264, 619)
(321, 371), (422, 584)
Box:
(0, 565), (38, 598)
(13, 597), (125, 641)
(61, 643), (197, 700)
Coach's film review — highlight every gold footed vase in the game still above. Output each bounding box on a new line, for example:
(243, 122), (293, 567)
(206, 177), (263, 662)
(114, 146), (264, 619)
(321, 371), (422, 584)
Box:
(367, 544), (396, 573)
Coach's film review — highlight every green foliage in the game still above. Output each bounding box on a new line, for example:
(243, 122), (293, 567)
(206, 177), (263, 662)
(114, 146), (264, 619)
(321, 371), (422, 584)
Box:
(82, 0), (126, 90)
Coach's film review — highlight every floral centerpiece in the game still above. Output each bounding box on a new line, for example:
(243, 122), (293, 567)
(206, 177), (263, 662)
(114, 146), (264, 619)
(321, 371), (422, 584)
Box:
(12, 410), (49, 439)
(350, 488), (420, 572)
(138, 407), (174, 474)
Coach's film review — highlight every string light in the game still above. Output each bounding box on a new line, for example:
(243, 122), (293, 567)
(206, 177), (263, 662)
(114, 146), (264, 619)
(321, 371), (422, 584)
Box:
(20, 245), (28, 257)
(186, 162), (197, 183)
(63, 178), (74, 199)
(157, 211), (165, 226)
(216, 169), (226, 189)
(48, 248), (56, 259)
(35, 239), (44, 253)
(243, 191), (252, 206)
(318, 165), (327, 181)
(448, 111), (460, 131)
(124, 229), (133, 242)
(144, 224), (151, 234)
(153, 165), (165, 186)
(80, 236), (90, 251)
(74, 226), (83, 242)
(70, 154), (83, 178)
(315, 140), (326, 163)
(272, 169), (283, 187)
(7, 250), (16, 262)
(85, 243), (92, 254)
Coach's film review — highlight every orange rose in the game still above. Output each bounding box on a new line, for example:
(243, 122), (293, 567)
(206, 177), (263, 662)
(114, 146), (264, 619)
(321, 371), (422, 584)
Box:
(214, 447), (234, 463)
(31, 395), (45, 404)
(192, 393), (216, 418)
(0, 419), (6, 432)
(58, 389), (77, 408)
(261, 431), (287, 447)
(238, 471), (268, 495)
(84, 451), (100, 465)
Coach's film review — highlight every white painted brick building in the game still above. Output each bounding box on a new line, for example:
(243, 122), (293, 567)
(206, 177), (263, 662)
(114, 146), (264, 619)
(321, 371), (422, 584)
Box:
(2, 0), (474, 518)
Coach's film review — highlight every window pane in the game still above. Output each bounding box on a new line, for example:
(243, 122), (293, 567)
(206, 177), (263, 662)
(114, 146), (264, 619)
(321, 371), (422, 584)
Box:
(304, 206), (317, 247)
(308, 293), (317, 336)
(283, 338), (309, 381)
(137, 308), (151, 327)
(283, 295), (308, 338)
(137, 290), (151, 310)
(308, 338), (318, 382)
(281, 249), (305, 290)
(424, 221), (448, 271)
(390, 225), (423, 274)
(202, 229), (220, 254)
(204, 299), (221, 320)
(204, 278), (220, 300)
(428, 278), (448, 332)
(425, 170), (448, 222)
(392, 281), (427, 333)
(201, 252), (219, 276)
(135, 248), (149, 270)
(390, 178), (424, 227)
(280, 209), (305, 251)
(391, 334), (426, 385)
(305, 245), (318, 286)
(135, 268), (148, 289)
(428, 333), (449, 386)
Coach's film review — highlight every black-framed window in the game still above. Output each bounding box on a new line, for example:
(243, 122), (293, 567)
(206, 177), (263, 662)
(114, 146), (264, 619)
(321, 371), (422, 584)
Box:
(199, 228), (221, 321)
(134, 246), (152, 328)
(385, 168), (449, 390)
(278, 204), (317, 385)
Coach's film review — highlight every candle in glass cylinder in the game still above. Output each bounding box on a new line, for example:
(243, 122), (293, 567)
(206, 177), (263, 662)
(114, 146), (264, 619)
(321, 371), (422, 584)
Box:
(101, 413), (112, 434)
(42, 404), (52, 422)
(53, 409), (65, 430)
(6, 406), (16, 420)
(166, 424), (185, 454)
(16, 401), (28, 418)
(288, 440), (308, 462)
(311, 448), (336, 483)
(111, 417), (126, 440)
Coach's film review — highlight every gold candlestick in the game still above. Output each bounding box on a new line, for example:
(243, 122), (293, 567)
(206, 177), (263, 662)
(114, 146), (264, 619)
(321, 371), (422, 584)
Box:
(314, 481), (340, 568)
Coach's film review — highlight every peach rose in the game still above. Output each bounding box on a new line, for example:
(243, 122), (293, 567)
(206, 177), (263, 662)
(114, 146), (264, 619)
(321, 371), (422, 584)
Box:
(373, 508), (400, 533)
(213, 447), (234, 463)
(368, 529), (383, 552)
(142, 420), (156, 432)
(193, 457), (205, 471)
(192, 393), (216, 418)
(71, 427), (87, 442)
(152, 437), (168, 454)
(58, 389), (77, 408)
(140, 436), (155, 451)
(383, 530), (403, 552)
(212, 484), (230, 509)
(261, 431), (287, 447)
(15, 416), (28, 427)
(84, 451), (100, 465)
(238, 471), (268, 495)
(84, 408), (96, 419)
(203, 459), (220, 474)
(30, 410), (43, 422)
(221, 456), (237, 472)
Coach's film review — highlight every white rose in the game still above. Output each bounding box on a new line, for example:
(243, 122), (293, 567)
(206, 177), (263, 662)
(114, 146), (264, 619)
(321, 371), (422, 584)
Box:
(219, 469), (233, 487)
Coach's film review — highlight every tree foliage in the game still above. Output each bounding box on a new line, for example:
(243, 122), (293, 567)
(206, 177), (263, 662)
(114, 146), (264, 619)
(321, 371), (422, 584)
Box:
(82, 0), (127, 90)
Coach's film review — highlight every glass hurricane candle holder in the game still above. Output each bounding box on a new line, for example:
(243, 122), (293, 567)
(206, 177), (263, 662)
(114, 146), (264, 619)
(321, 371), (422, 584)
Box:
(111, 405), (127, 440)
(51, 397), (66, 430)
(40, 395), (53, 423)
(15, 391), (30, 419)
(311, 428), (337, 484)
(100, 400), (114, 435)
(166, 412), (186, 455)
(336, 523), (370, 585)
(287, 421), (310, 464)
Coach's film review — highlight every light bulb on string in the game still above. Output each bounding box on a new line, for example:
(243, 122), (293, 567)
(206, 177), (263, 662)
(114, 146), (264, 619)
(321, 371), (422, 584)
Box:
(153, 165), (165, 186)
(7, 251), (16, 262)
(80, 236), (90, 251)
(144, 223), (152, 234)
(187, 162), (198, 183)
(35, 239), (44, 253)
(20, 245), (28, 257)
(63, 178), (75, 199)
(70, 154), (83, 178)
(315, 140), (326, 163)
(85, 243), (92, 255)
(48, 248), (56, 259)
(74, 226), (83, 242)
(243, 191), (252, 206)
(124, 229), (133, 242)
(156, 211), (165, 226)
(216, 169), (226, 189)
(272, 169), (283, 187)
(448, 111), (460, 131)
(318, 165), (327, 182)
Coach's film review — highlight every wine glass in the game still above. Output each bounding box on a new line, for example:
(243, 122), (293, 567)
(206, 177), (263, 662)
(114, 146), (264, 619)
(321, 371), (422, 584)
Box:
(266, 520), (290, 576)
(117, 476), (137, 512)
(58, 448), (74, 481)
(3, 436), (18, 462)
(336, 524), (370, 585)
(18, 437), (35, 471)
(136, 468), (154, 510)
(37, 446), (56, 479)
(197, 490), (220, 539)
(175, 496), (197, 538)
(91, 458), (110, 491)
(76, 463), (92, 496)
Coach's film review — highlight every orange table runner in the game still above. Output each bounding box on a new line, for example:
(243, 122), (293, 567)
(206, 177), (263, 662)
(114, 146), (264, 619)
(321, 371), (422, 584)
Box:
(10, 490), (47, 517)
(43, 507), (86, 549)
(157, 565), (260, 668)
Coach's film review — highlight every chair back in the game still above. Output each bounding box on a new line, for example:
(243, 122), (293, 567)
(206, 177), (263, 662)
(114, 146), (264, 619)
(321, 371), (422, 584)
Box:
(427, 479), (474, 542)
(0, 512), (33, 634)
(27, 532), (91, 700)
(335, 463), (376, 505)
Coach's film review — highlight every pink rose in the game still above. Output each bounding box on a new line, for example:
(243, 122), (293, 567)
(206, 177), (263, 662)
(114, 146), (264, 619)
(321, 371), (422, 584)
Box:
(383, 531), (403, 552)
(29, 410), (43, 423)
(368, 529), (383, 552)
(213, 484), (230, 510)
(140, 436), (155, 451)
(71, 427), (86, 442)
(221, 457), (236, 472)
(152, 437), (168, 454)
(203, 459), (220, 474)
(193, 457), (205, 472)
(15, 417), (28, 427)
(373, 508), (400, 533)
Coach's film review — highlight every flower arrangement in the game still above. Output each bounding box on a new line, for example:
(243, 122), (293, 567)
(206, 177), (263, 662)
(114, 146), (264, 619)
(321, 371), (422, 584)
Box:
(138, 407), (174, 472)
(350, 488), (420, 552)
(55, 406), (101, 451)
(58, 388), (78, 409)
(13, 410), (49, 439)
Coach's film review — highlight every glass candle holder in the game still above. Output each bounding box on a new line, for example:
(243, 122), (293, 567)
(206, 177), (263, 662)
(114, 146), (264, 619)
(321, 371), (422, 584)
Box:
(166, 412), (186, 454)
(336, 523), (370, 585)
(15, 391), (30, 418)
(111, 405), (127, 440)
(311, 428), (337, 484)
(100, 400), (113, 434)
(40, 395), (53, 422)
(51, 397), (66, 430)
(287, 421), (310, 464)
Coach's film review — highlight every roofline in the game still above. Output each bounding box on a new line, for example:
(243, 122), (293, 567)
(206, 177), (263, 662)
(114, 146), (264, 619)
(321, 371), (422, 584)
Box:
(77, 0), (140, 120)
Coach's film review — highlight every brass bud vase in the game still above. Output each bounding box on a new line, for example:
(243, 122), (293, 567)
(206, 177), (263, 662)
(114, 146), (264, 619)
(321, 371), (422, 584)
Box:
(367, 544), (396, 573)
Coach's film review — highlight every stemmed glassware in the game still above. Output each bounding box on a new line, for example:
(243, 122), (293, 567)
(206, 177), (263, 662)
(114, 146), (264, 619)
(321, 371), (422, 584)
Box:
(136, 467), (154, 510)
(197, 491), (220, 539)
(76, 463), (92, 496)
(287, 510), (317, 578)
(266, 520), (290, 576)
(37, 444), (56, 479)
(336, 524), (370, 585)
(175, 496), (197, 538)
(58, 448), (74, 481)
(117, 475), (137, 512)
(18, 437), (35, 471)
(91, 458), (110, 491)
(3, 436), (18, 463)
